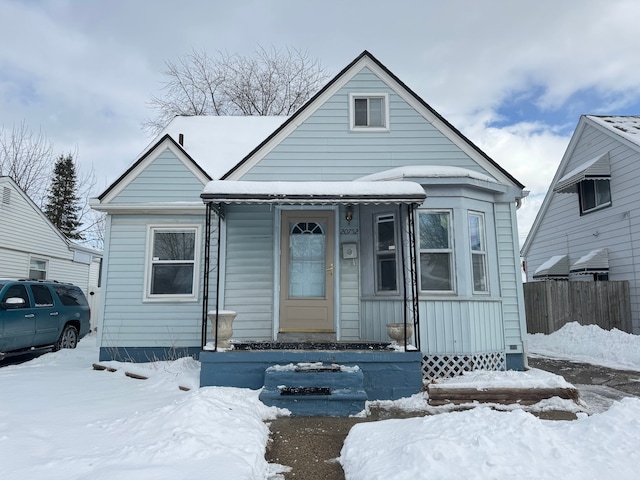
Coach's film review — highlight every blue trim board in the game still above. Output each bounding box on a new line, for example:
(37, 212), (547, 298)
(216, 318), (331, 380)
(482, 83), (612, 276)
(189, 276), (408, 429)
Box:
(506, 352), (526, 371)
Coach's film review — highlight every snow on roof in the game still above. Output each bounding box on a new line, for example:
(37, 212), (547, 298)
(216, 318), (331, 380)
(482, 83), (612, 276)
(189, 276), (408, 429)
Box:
(201, 180), (426, 204)
(588, 115), (640, 147)
(533, 254), (569, 278)
(143, 116), (288, 179)
(356, 165), (499, 184)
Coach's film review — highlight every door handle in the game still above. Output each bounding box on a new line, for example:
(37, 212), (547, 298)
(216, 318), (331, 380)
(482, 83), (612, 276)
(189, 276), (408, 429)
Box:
(24, 314), (35, 318)
(50, 312), (59, 316)
(326, 263), (334, 276)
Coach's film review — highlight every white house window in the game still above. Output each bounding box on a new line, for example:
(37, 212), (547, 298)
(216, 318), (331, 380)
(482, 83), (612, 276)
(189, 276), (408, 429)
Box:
(468, 212), (488, 293)
(146, 227), (198, 300)
(418, 210), (454, 292)
(579, 179), (611, 214)
(29, 258), (48, 280)
(375, 214), (398, 293)
(350, 93), (389, 130)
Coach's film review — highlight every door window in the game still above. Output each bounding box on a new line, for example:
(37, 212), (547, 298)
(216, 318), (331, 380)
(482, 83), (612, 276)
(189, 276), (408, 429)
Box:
(289, 222), (326, 298)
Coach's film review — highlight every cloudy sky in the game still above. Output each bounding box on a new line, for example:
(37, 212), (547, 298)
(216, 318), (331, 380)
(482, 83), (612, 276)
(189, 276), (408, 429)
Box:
(2, 0), (640, 244)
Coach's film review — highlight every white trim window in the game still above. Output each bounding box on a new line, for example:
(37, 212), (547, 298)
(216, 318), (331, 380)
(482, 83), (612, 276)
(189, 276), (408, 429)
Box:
(468, 212), (488, 293)
(375, 213), (398, 293)
(145, 226), (199, 301)
(349, 93), (389, 131)
(29, 258), (48, 280)
(418, 210), (454, 292)
(579, 179), (611, 214)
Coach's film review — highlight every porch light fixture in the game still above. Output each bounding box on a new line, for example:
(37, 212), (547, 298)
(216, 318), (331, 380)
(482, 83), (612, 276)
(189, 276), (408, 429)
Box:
(345, 205), (353, 224)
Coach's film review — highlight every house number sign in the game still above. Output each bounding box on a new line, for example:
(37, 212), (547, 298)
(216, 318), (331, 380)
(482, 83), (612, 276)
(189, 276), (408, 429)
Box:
(340, 228), (359, 235)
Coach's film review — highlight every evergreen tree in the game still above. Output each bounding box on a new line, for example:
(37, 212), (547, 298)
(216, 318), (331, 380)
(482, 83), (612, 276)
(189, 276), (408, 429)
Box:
(44, 154), (84, 240)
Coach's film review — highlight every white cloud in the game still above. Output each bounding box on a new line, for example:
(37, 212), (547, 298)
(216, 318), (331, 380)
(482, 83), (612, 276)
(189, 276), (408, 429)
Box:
(1, 0), (639, 231)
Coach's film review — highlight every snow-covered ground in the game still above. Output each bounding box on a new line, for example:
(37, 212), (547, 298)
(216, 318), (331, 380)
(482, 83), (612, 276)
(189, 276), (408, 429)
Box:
(341, 323), (640, 480)
(1, 322), (639, 479)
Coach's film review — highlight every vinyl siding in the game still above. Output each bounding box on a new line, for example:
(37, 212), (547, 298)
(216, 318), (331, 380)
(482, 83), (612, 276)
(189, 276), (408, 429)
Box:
(0, 180), (99, 294)
(222, 205), (275, 340)
(495, 202), (526, 350)
(525, 123), (640, 333)
(100, 213), (211, 347)
(111, 148), (206, 204)
(361, 298), (504, 353)
(338, 205), (360, 339)
(240, 68), (494, 181)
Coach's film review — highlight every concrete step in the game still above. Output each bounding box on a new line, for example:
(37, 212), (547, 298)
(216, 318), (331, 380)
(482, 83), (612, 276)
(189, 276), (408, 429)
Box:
(259, 362), (367, 416)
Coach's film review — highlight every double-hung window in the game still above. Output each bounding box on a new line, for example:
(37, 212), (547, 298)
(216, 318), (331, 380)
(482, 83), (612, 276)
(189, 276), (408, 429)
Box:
(418, 211), (453, 292)
(146, 226), (198, 300)
(579, 179), (611, 214)
(468, 212), (488, 293)
(350, 93), (389, 130)
(375, 214), (398, 293)
(29, 258), (48, 280)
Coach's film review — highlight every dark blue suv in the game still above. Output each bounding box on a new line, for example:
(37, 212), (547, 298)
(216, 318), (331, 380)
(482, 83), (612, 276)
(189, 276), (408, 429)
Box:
(0, 279), (91, 360)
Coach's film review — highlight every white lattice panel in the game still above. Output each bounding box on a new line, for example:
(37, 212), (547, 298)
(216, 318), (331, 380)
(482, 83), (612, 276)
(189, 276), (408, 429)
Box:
(422, 352), (506, 381)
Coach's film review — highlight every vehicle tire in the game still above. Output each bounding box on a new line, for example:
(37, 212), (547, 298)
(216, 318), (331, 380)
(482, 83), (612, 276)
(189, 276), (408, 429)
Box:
(54, 324), (79, 351)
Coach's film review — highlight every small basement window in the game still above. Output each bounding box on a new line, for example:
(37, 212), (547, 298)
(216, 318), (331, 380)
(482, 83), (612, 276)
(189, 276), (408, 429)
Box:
(350, 93), (389, 130)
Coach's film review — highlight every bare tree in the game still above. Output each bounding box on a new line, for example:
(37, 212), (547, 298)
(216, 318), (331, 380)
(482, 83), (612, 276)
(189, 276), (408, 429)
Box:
(145, 46), (330, 133)
(0, 121), (54, 207)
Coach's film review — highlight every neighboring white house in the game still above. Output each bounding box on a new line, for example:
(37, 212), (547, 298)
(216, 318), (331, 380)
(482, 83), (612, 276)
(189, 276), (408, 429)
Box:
(91, 51), (528, 384)
(0, 176), (102, 327)
(521, 115), (640, 335)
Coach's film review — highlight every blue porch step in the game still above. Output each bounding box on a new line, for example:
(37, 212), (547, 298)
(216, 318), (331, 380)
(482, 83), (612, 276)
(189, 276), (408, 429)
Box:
(259, 362), (368, 416)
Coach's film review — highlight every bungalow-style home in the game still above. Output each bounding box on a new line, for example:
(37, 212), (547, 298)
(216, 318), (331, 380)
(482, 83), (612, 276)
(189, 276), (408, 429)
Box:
(0, 176), (103, 327)
(521, 115), (640, 335)
(91, 51), (527, 409)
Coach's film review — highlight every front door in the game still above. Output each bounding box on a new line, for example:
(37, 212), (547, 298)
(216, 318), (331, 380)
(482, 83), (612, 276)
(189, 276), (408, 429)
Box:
(279, 210), (334, 332)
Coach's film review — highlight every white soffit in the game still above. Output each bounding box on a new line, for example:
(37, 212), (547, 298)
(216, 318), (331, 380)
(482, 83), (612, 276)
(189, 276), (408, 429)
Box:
(533, 255), (569, 279)
(554, 152), (610, 194)
(570, 248), (609, 274)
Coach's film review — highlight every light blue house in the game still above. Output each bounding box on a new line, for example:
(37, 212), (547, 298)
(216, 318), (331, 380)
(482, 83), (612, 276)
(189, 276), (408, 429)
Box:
(91, 51), (527, 409)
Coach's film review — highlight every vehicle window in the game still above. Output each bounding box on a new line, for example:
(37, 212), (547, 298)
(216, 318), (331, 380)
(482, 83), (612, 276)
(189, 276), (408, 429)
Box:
(30, 284), (54, 307)
(1, 284), (30, 307)
(52, 285), (88, 306)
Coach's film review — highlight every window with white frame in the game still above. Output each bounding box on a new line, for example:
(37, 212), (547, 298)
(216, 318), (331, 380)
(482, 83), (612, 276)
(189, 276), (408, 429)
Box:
(375, 213), (398, 293)
(418, 210), (453, 292)
(579, 179), (611, 214)
(468, 212), (488, 293)
(29, 258), (48, 280)
(146, 227), (198, 300)
(350, 93), (389, 130)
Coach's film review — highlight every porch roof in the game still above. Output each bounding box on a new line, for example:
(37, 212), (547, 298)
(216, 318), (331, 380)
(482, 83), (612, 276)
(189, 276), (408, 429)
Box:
(200, 180), (427, 205)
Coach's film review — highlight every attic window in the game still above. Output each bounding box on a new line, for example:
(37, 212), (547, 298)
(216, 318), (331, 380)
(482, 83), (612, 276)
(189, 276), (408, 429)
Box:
(349, 93), (389, 131)
(2, 186), (10, 205)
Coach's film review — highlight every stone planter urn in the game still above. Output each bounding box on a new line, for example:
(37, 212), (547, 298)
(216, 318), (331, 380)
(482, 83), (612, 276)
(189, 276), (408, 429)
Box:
(386, 322), (414, 343)
(208, 310), (237, 348)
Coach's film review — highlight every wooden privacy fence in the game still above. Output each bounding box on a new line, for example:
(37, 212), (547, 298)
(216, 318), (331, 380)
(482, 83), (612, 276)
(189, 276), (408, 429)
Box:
(524, 280), (632, 334)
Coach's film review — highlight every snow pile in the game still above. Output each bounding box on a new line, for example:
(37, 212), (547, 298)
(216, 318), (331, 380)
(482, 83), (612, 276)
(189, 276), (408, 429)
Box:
(528, 322), (640, 370)
(432, 367), (574, 390)
(341, 398), (640, 480)
(0, 336), (287, 480)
